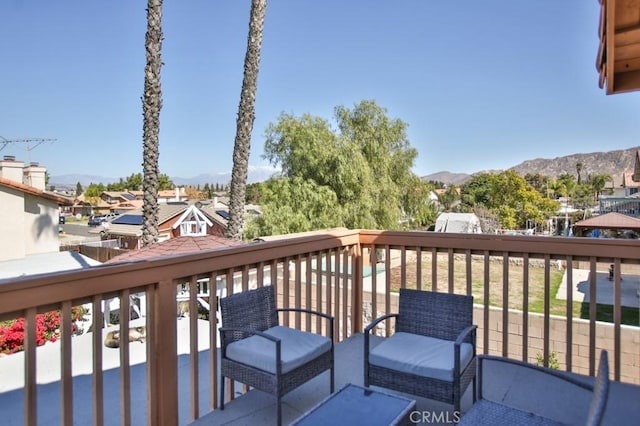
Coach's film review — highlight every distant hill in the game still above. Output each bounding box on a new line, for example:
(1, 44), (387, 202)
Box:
(423, 146), (638, 186)
(509, 147), (636, 185)
(50, 165), (278, 188)
(422, 171), (473, 186)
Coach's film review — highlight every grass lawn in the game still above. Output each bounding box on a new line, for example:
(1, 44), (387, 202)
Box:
(389, 254), (639, 327)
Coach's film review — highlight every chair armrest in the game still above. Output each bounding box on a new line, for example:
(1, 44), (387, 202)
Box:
(277, 307), (334, 322)
(454, 324), (477, 347)
(219, 326), (281, 346)
(364, 313), (399, 334)
(364, 313), (399, 374)
(478, 355), (595, 393)
(276, 308), (334, 342)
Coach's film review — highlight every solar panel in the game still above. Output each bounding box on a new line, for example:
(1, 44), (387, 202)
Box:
(112, 214), (144, 225)
(122, 193), (136, 201)
(216, 210), (230, 220)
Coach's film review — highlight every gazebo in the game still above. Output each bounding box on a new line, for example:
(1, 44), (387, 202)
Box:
(573, 211), (640, 237)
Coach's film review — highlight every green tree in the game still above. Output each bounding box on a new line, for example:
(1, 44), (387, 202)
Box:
(141, 0), (163, 247)
(84, 183), (105, 197)
(263, 100), (418, 232)
(400, 176), (438, 229)
(158, 173), (174, 190)
(590, 173), (612, 201)
(524, 173), (549, 196)
(245, 182), (264, 204)
(460, 171), (559, 229)
(576, 162), (584, 185)
(76, 182), (83, 197)
(573, 183), (595, 210)
(84, 182), (105, 205)
(227, 0), (268, 241)
(436, 186), (459, 212)
(556, 173), (577, 198)
(244, 177), (343, 239)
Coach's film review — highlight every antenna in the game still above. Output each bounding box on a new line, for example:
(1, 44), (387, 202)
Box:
(0, 136), (57, 163)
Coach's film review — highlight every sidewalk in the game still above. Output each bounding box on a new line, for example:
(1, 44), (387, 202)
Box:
(556, 268), (640, 308)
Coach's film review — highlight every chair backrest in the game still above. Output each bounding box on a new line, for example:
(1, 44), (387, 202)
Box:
(396, 289), (473, 342)
(585, 350), (610, 426)
(219, 285), (279, 344)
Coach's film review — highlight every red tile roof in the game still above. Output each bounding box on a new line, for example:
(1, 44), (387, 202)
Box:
(106, 235), (244, 264)
(0, 176), (73, 205)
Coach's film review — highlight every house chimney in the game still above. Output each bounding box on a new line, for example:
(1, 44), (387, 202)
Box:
(0, 156), (25, 183)
(175, 187), (180, 201)
(23, 162), (47, 190)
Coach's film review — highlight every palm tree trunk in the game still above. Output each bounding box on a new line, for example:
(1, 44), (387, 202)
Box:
(141, 0), (163, 246)
(226, 0), (268, 241)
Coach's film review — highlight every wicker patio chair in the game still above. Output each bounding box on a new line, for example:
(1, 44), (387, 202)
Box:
(364, 289), (477, 413)
(458, 351), (610, 425)
(219, 285), (334, 426)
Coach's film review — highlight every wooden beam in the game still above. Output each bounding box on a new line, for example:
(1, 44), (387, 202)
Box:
(606, 0), (617, 94)
(614, 68), (640, 92)
(615, 24), (640, 46)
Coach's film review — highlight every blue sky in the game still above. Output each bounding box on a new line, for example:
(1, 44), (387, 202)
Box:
(1, 1), (639, 181)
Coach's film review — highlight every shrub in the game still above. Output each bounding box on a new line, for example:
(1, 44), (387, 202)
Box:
(536, 351), (561, 370)
(0, 306), (88, 355)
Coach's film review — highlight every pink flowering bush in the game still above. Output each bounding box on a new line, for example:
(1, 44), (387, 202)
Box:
(0, 306), (87, 355)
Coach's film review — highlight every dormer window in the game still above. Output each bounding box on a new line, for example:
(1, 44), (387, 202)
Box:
(173, 205), (213, 237)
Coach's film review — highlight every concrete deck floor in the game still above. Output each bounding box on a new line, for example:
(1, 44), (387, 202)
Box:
(1, 331), (638, 425)
(193, 333), (640, 426)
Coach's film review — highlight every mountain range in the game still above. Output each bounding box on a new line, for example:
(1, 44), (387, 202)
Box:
(50, 147), (638, 189)
(422, 146), (638, 186)
(50, 165), (278, 189)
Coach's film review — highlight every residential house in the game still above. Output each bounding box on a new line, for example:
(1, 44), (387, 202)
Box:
(0, 156), (101, 278)
(599, 149), (640, 217)
(100, 191), (139, 205)
(195, 196), (263, 237)
(94, 203), (220, 250)
(158, 187), (188, 204)
(0, 156), (73, 261)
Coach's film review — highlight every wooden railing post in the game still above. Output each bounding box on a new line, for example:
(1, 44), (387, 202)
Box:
(351, 242), (363, 334)
(149, 279), (178, 426)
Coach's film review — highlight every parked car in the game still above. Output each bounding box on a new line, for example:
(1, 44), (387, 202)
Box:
(88, 215), (105, 227)
(88, 213), (118, 227)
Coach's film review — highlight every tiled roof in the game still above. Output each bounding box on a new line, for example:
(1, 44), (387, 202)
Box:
(105, 235), (244, 264)
(622, 172), (640, 188)
(574, 212), (640, 230)
(0, 177), (73, 205)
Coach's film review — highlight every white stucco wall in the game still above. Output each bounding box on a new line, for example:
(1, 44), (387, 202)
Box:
(23, 193), (60, 256)
(0, 186), (27, 260)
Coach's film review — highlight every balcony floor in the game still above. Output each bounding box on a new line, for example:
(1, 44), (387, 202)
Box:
(194, 333), (640, 426)
(0, 331), (638, 425)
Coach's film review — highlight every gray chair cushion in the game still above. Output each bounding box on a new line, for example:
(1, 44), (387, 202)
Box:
(369, 332), (473, 382)
(226, 326), (332, 374)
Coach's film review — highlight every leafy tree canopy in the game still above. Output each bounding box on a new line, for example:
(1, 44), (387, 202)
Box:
(104, 173), (174, 192)
(244, 177), (344, 239)
(460, 170), (559, 229)
(254, 100), (421, 237)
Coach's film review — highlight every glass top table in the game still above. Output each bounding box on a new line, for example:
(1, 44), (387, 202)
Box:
(292, 383), (416, 426)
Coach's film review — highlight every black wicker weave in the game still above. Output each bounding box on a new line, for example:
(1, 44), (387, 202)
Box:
(364, 289), (477, 413)
(458, 351), (610, 425)
(219, 285), (334, 426)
